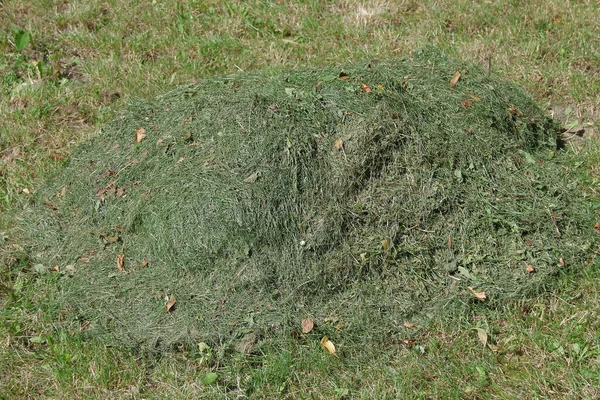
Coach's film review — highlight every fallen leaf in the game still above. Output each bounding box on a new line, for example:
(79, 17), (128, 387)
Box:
(447, 236), (452, 248)
(467, 286), (487, 301)
(201, 372), (218, 385)
(141, 259), (148, 267)
(50, 152), (65, 161)
(44, 200), (58, 210)
(381, 239), (390, 250)
(302, 318), (314, 334)
(99, 169), (115, 179)
(320, 336), (336, 356)
(526, 264), (535, 273)
(475, 328), (488, 347)
(135, 127), (147, 143)
(467, 93), (482, 102)
(334, 139), (344, 150)
(525, 239), (534, 246)
(461, 99), (474, 108)
(78, 257), (90, 263)
(360, 83), (372, 93)
(559, 258), (565, 267)
(376, 85), (384, 90)
(595, 221), (600, 232)
(177, 157), (185, 164)
(100, 234), (120, 247)
(404, 322), (414, 329)
(450, 71), (461, 87)
(166, 295), (176, 312)
(116, 252), (125, 271)
(2, 147), (21, 163)
(52, 265), (60, 272)
(508, 106), (523, 117)
(339, 71), (350, 81)
(79, 321), (90, 332)
(117, 187), (125, 198)
(243, 172), (259, 183)
(488, 343), (501, 352)
(335, 323), (345, 331)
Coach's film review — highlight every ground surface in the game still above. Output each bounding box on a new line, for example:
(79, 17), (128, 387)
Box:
(1, 1), (599, 398)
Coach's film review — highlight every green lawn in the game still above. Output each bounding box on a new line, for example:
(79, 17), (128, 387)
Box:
(1, 1), (599, 398)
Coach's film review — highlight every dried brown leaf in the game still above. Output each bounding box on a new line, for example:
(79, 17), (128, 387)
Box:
(116, 252), (125, 271)
(117, 187), (126, 198)
(559, 258), (566, 267)
(334, 139), (344, 150)
(461, 99), (474, 108)
(44, 200), (58, 210)
(141, 259), (148, 267)
(467, 93), (482, 102)
(135, 127), (147, 143)
(301, 318), (314, 334)
(467, 286), (486, 301)
(166, 295), (176, 312)
(526, 264), (535, 273)
(595, 221), (600, 232)
(79, 321), (90, 332)
(360, 83), (372, 93)
(450, 71), (461, 87)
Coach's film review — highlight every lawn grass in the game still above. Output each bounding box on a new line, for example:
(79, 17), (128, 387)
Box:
(1, 0), (599, 398)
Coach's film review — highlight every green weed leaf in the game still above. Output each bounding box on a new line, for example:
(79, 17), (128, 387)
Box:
(15, 30), (30, 51)
(201, 372), (218, 385)
(29, 336), (45, 344)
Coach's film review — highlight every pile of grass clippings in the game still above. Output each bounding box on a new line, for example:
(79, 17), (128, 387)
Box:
(21, 48), (596, 354)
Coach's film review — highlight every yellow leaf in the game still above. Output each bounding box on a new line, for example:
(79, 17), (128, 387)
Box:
(320, 336), (336, 356)
(302, 318), (314, 334)
(334, 139), (344, 150)
(475, 328), (488, 347)
(403, 321), (414, 329)
(450, 71), (461, 87)
(135, 127), (147, 143)
(467, 286), (486, 301)
(526, 264), (535, 273)
(381, 239), (390, 251)
(166, 295), (176, 312)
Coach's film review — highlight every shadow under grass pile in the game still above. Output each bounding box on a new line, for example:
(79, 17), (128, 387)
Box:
(22, 48), (596, 354)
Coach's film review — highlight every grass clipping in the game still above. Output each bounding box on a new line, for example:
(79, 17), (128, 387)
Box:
(24, 49), (595, 353)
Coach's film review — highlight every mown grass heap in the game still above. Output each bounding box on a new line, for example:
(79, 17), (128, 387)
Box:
(22, 48), (595, 354)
